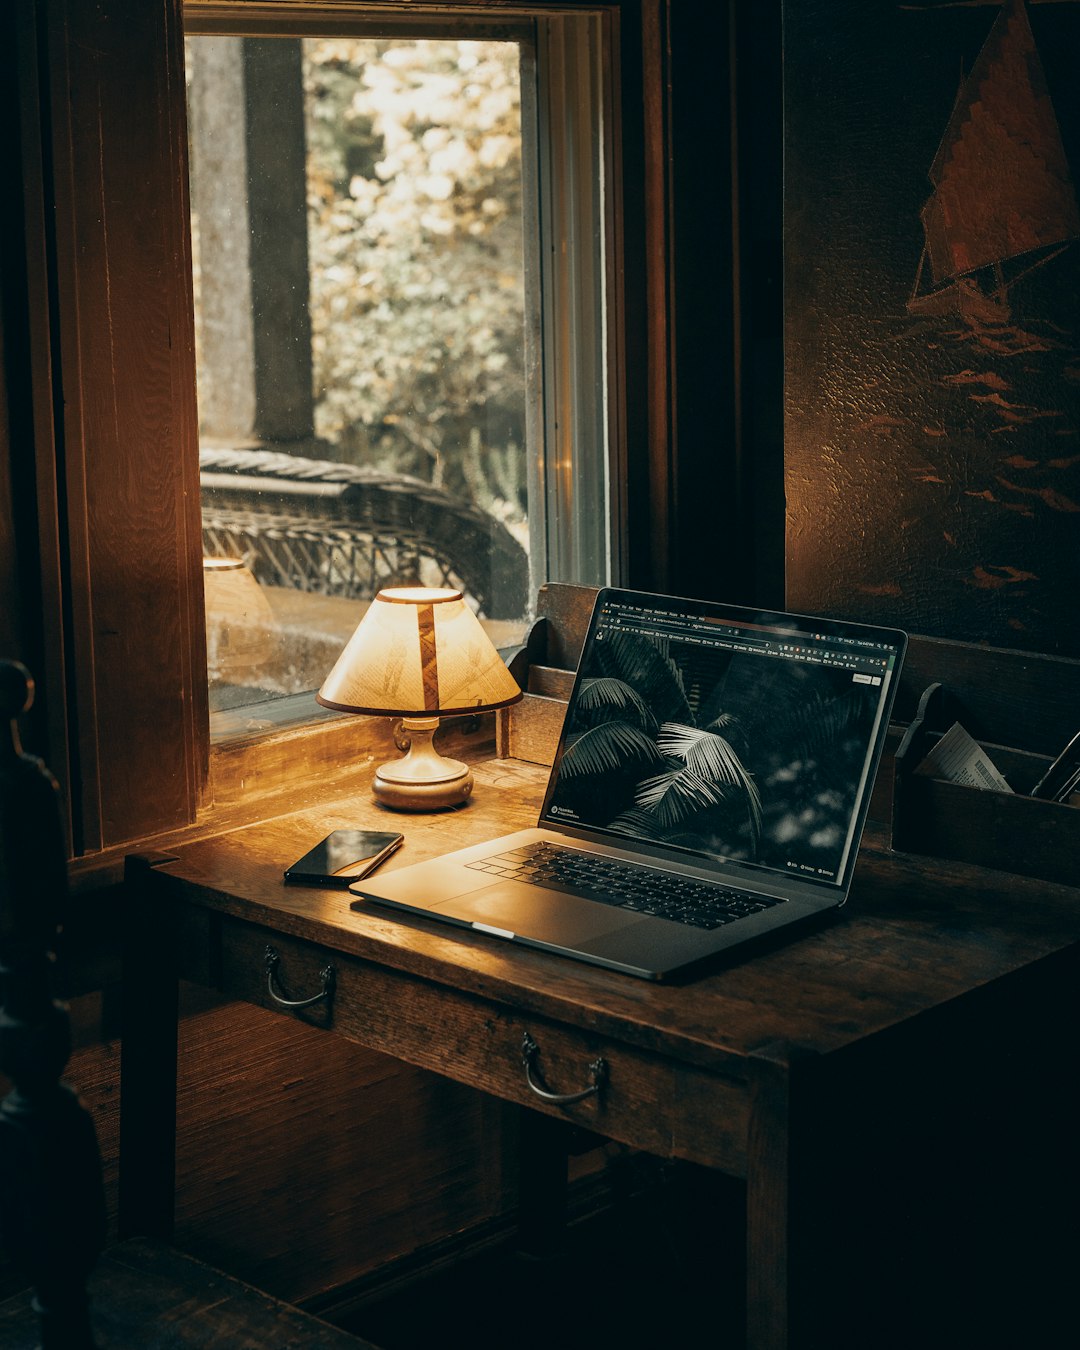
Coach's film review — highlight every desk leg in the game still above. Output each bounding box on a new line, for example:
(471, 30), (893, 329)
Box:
(746, 1067), (791, 1350)
(118, 853), (180, 1240)
(746, 1054), (841, 1350)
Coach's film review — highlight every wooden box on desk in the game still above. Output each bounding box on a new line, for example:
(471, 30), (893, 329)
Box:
(890, 635), (1080, 886)
(497, 582), (596, 766)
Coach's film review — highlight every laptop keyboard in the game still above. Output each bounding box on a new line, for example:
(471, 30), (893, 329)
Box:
(465, 842), (785, 931)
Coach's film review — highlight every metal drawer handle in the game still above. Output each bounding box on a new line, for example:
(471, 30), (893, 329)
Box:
(521, 1031), (606, 1106)
(264, 945), (335, 1010)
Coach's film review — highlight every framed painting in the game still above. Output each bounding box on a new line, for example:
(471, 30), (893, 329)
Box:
(784, 0), (1080, 656)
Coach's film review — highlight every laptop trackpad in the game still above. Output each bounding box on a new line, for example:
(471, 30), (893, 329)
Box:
(434, 882), (645, 944)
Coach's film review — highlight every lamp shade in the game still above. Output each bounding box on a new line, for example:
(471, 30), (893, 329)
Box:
(316, 587), (522, 717)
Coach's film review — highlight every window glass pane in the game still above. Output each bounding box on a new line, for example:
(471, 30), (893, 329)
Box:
(185, 20), (612, 732)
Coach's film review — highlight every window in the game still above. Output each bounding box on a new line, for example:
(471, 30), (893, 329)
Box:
(21, 0), (673, 855)
(184, 5), (621, 736)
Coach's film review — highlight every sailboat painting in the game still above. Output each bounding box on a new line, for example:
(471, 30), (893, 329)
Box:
(783, 0), (1080, 659)
(908, 0), (1079, 326)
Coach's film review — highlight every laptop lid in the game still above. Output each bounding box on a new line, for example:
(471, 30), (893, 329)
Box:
(536, 588), (907, 903)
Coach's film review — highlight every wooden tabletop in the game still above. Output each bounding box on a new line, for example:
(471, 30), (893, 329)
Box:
(142, 756), (1080, 1078)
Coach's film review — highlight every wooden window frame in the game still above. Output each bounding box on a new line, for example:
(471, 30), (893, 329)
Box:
(24, 0), (208, 858)
(186, 7), (623, 718)
(10, 0), (779, 864)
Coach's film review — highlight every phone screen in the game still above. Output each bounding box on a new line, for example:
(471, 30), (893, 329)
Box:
(284, 829), (404, 886)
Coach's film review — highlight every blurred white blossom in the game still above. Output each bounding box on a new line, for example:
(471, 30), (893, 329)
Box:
(303, 38), (526, 520)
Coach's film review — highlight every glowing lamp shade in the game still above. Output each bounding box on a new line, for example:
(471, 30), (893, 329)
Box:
(317, 587), (522, 810)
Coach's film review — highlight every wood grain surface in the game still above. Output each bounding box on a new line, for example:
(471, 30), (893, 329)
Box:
(146, 757), (1080, 1075)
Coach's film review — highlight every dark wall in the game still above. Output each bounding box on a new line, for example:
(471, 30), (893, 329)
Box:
(784, 0), (1080, 657)
(665, 1), (785, 610)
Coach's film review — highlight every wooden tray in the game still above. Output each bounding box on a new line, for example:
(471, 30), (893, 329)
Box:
(891, 638), (1080, 887)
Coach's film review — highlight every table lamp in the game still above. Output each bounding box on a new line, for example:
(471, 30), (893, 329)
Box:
(317, 587), (522, 810)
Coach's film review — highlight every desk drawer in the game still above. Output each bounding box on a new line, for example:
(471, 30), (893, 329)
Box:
(213, 916), (750, 1176)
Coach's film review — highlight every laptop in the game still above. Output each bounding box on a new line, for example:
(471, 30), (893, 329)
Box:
(350, 588), (907, 980)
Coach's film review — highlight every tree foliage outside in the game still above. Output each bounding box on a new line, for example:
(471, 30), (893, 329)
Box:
(187, 32), (533, 705)
(302, 38), (528, 537)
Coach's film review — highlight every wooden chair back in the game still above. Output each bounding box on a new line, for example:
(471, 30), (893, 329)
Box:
(0, 660), (105, 1346)
(0, 660), (379, 1348)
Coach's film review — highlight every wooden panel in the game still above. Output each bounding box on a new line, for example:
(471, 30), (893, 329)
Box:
(46, 0), (206, 850)
(527, 665), (575, 698)
(214, 915), (752, 1176)
(535, 582), (598, 670)
(171, 997), (514, 1303)
(500, 691), (567, 766)
(496, 584), (590, 763)
(4, 993), (514, 1308)
(895, 634), (1080, 758)
(0, 329), (18, 660)
(893, 775), (1080, 888)
(0, 5), (71, 810)
(888, 637), (1080, 881)
(637, 0), (674, 590)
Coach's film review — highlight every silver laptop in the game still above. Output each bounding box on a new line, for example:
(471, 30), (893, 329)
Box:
(350, 588), (907, 980)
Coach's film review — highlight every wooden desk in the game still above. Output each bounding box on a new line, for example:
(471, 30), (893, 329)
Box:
(120, 758), (1080, 1349)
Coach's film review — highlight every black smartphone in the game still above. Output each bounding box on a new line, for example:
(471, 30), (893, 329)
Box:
(284, 829), (404, 887)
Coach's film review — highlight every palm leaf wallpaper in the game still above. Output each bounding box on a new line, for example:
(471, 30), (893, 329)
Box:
(545, 628), (881, 881)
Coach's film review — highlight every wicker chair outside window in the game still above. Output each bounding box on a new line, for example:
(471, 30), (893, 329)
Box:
(200, 448), (529, 621)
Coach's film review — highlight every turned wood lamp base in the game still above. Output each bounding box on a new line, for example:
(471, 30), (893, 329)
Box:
(372, 717), (473, 811)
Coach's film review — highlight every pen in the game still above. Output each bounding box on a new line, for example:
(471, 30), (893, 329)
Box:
(1052, 761), (1080, 805)
(1030, 729), (1080, 801)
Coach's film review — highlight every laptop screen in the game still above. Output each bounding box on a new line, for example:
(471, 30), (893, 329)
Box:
(539, 589), (906, 892)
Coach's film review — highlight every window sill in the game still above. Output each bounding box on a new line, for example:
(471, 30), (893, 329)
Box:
(209, 690), (343, 746)
(66, 706), (497, 893)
